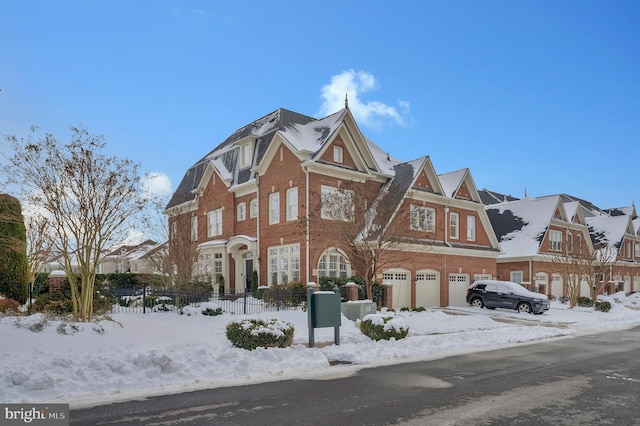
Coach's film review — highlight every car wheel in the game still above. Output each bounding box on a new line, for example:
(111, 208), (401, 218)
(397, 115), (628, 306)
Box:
(517, 302), (532, 314)
(470, 298), (484, 309)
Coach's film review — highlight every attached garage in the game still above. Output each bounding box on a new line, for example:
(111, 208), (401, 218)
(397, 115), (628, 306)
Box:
(448, 274), (469, 307)
(416, 270), (440, 307)
(551, 274), (563, 299)
(382, 269), (411, 309)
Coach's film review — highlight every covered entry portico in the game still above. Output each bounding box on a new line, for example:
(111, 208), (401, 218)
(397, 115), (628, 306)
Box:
(227, 235), (258, 293)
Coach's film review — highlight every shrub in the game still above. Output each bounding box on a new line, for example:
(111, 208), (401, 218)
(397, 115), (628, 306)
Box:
(595, 300), (612, 312)
(359, 313), (409, 341)
(226, 318), (294, 350)
(577, 297), (593, 307)
(32, 292), (68, 313)
(202, 307), (224, 316)
(43, 299), (74, 315)
(0, 298), (20, 314)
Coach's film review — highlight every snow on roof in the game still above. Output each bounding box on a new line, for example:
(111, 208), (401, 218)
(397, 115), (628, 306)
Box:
(486, 196), (561, 258)
(563, 201), (579, 222)
(279, 110), (344, 153)
(365, 136), (401, 176)
(586, 214), (629, 248)
(438, 169), (467, 198)
(209, 158), (233, 182)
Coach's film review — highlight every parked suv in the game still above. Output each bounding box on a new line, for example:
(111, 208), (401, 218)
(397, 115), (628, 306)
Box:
(466, 280), (550, 314)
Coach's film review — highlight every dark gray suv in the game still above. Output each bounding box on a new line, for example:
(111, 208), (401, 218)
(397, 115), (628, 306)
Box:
(466, 280), (550, 314)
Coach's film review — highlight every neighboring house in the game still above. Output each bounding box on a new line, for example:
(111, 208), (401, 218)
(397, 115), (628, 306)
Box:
(99, 240), (160, 274)
(485, 195), (594, 298)
(165, 107), (501, 308)
(485, 193), (640, 298)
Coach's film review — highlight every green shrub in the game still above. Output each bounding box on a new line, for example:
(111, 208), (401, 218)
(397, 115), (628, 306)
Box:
(359, 313), (409, 341)
(577, 297), (593, 307)
(32, 292), (68, 313)
(0, 298), (20, 314)
(595, 300), (612, 312)
(226, 318), (294, 350)
(202, 307), (224, 316)
(43, 299), (74, 315)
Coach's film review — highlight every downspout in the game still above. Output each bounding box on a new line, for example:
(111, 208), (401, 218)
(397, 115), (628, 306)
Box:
(255, 174), (261, 286)
(305, 165), (310, 284)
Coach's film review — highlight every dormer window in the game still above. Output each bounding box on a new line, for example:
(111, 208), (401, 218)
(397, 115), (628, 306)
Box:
(333, 146), (343, 164)
(240, 143), (253, 169)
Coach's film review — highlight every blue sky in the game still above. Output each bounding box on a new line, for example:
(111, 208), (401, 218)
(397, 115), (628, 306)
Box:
(1, 1), (639, 210)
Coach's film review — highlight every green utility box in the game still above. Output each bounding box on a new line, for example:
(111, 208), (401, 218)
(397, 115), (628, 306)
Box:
(311, 291), (342, 328)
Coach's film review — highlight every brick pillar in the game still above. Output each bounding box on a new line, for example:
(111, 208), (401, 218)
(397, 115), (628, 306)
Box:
(382, 282), (394, 309)
(49, 270), (67, 293)
(345, 282), (359, 301)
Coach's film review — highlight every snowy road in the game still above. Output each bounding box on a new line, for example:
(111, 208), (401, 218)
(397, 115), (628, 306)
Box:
(70, 325), (640, 425)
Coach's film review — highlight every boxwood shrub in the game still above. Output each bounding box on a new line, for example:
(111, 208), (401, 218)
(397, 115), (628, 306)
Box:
(595, 300), (612, 312)
(226, 318), (294, 350)
(359, 313), (409, 341)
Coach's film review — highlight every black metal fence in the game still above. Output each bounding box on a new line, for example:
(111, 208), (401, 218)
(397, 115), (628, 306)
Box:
(106, 286), (310, 315)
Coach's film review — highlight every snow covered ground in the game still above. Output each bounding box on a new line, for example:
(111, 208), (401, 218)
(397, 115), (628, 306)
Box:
(3, 292), (640, 408)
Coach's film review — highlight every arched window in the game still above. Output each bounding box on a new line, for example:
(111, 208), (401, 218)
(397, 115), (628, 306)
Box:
(318, 248), (351, 279)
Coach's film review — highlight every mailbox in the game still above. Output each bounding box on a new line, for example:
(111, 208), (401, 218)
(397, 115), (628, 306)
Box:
(311, 291), (342, 328)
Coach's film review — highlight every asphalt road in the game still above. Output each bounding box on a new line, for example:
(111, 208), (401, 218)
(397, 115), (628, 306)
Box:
(70, 326), (640, 425)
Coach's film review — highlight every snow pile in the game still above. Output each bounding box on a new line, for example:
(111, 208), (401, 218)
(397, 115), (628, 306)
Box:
(2, 293), (640, 408)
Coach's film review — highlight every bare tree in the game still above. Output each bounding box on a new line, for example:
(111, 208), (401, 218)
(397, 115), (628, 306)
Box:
(584, 244), (619, 304)
(24, 212), (55, 286)
(547, 248), (588, 308)
(304, 181), (410, 300)
(167, 211), (198, 286)
(2, 127), (147, 321)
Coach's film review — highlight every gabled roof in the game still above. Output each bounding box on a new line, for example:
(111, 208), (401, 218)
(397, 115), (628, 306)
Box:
(479, 189), (519, 205)
(438, 168), (481, 202)
(587, 213), (633, 250)
(485, 196), (564, 258)
(167, 108), (399, 210)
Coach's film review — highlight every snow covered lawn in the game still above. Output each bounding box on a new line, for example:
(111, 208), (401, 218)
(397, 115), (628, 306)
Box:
(2, 292), (640, 408)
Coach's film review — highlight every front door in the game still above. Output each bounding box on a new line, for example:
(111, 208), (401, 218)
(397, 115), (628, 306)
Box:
(245, 259), (254, 291)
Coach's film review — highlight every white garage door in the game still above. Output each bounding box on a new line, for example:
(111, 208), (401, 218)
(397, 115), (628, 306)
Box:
(416, 270), (440, 307)
(448, 274), (469, 307)
(551, 274), (563, 300)
(383, 270), (411, 309)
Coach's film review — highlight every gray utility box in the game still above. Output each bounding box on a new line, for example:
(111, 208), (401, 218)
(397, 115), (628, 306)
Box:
(311, 291), (342, 328)
(340, 301), (377, 322)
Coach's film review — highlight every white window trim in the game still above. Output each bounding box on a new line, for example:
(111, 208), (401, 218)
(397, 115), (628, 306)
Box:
(549, 230), (562, 252)
(237, 202), (246, 222)
(190, 216), (198, 241)
(450, 212), (459, 240)
(467, 215), (476, 241)
(207, 208), (223, 237)
(240, 143), (252, 169)
(269, 192), (280, 224)
(333, 146), (343, 163)
(250, 199), (258, 219)
(286, 187), (298, 221)
(410, 204), (436, 232)
(268, 243), (300, 285)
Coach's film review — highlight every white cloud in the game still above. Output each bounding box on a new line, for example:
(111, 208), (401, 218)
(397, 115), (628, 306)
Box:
(142, 172), (172, 199)
(318, 70), (410, 128)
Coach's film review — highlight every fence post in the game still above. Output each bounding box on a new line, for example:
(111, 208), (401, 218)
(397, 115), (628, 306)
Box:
(244, 289), (248, 315)
(276, 287), (281, 311)
(143, 286), (146, 314)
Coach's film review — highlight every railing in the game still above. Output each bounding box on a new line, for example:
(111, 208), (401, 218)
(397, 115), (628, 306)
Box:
(106, 286), (309, 315)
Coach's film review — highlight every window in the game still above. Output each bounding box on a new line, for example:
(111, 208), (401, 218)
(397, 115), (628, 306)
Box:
(207, 209), (223, 237)
(268, 244), (300, 284)
(577, 234), (583, 253)
(474, 274), (493, 281)
(286, 187), (298, 221)
(237, 202), (246, 221)
(549, 230), (562, 252)
(190, 216), (198, 241)
(636, 243), (640, 258)
(171, 221), (178, 242)
(250, 199), (258, 218)
(410, 205), (435, 232)
(510, 271), (523, 283)
(450, 212), (459, 239)
(240, 143), (252, 168)
(318, 248), (351, 279)
(269, 192), (280, 224)
(321, 185), (354, 221)
(333, 146), (343, 163)
(467, 215), (476, 241)
(567, 232), (574, 253)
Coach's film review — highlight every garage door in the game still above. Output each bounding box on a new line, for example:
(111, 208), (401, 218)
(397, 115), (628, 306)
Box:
(416, 270), (440, 307)
(448, 274), (469, 307)
(551, 274), (563, 299)
(382, 270), (411, 309)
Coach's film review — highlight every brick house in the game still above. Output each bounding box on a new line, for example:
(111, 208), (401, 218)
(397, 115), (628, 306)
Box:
(483, 192), (640, 298)
(165, 107), (501, 308)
